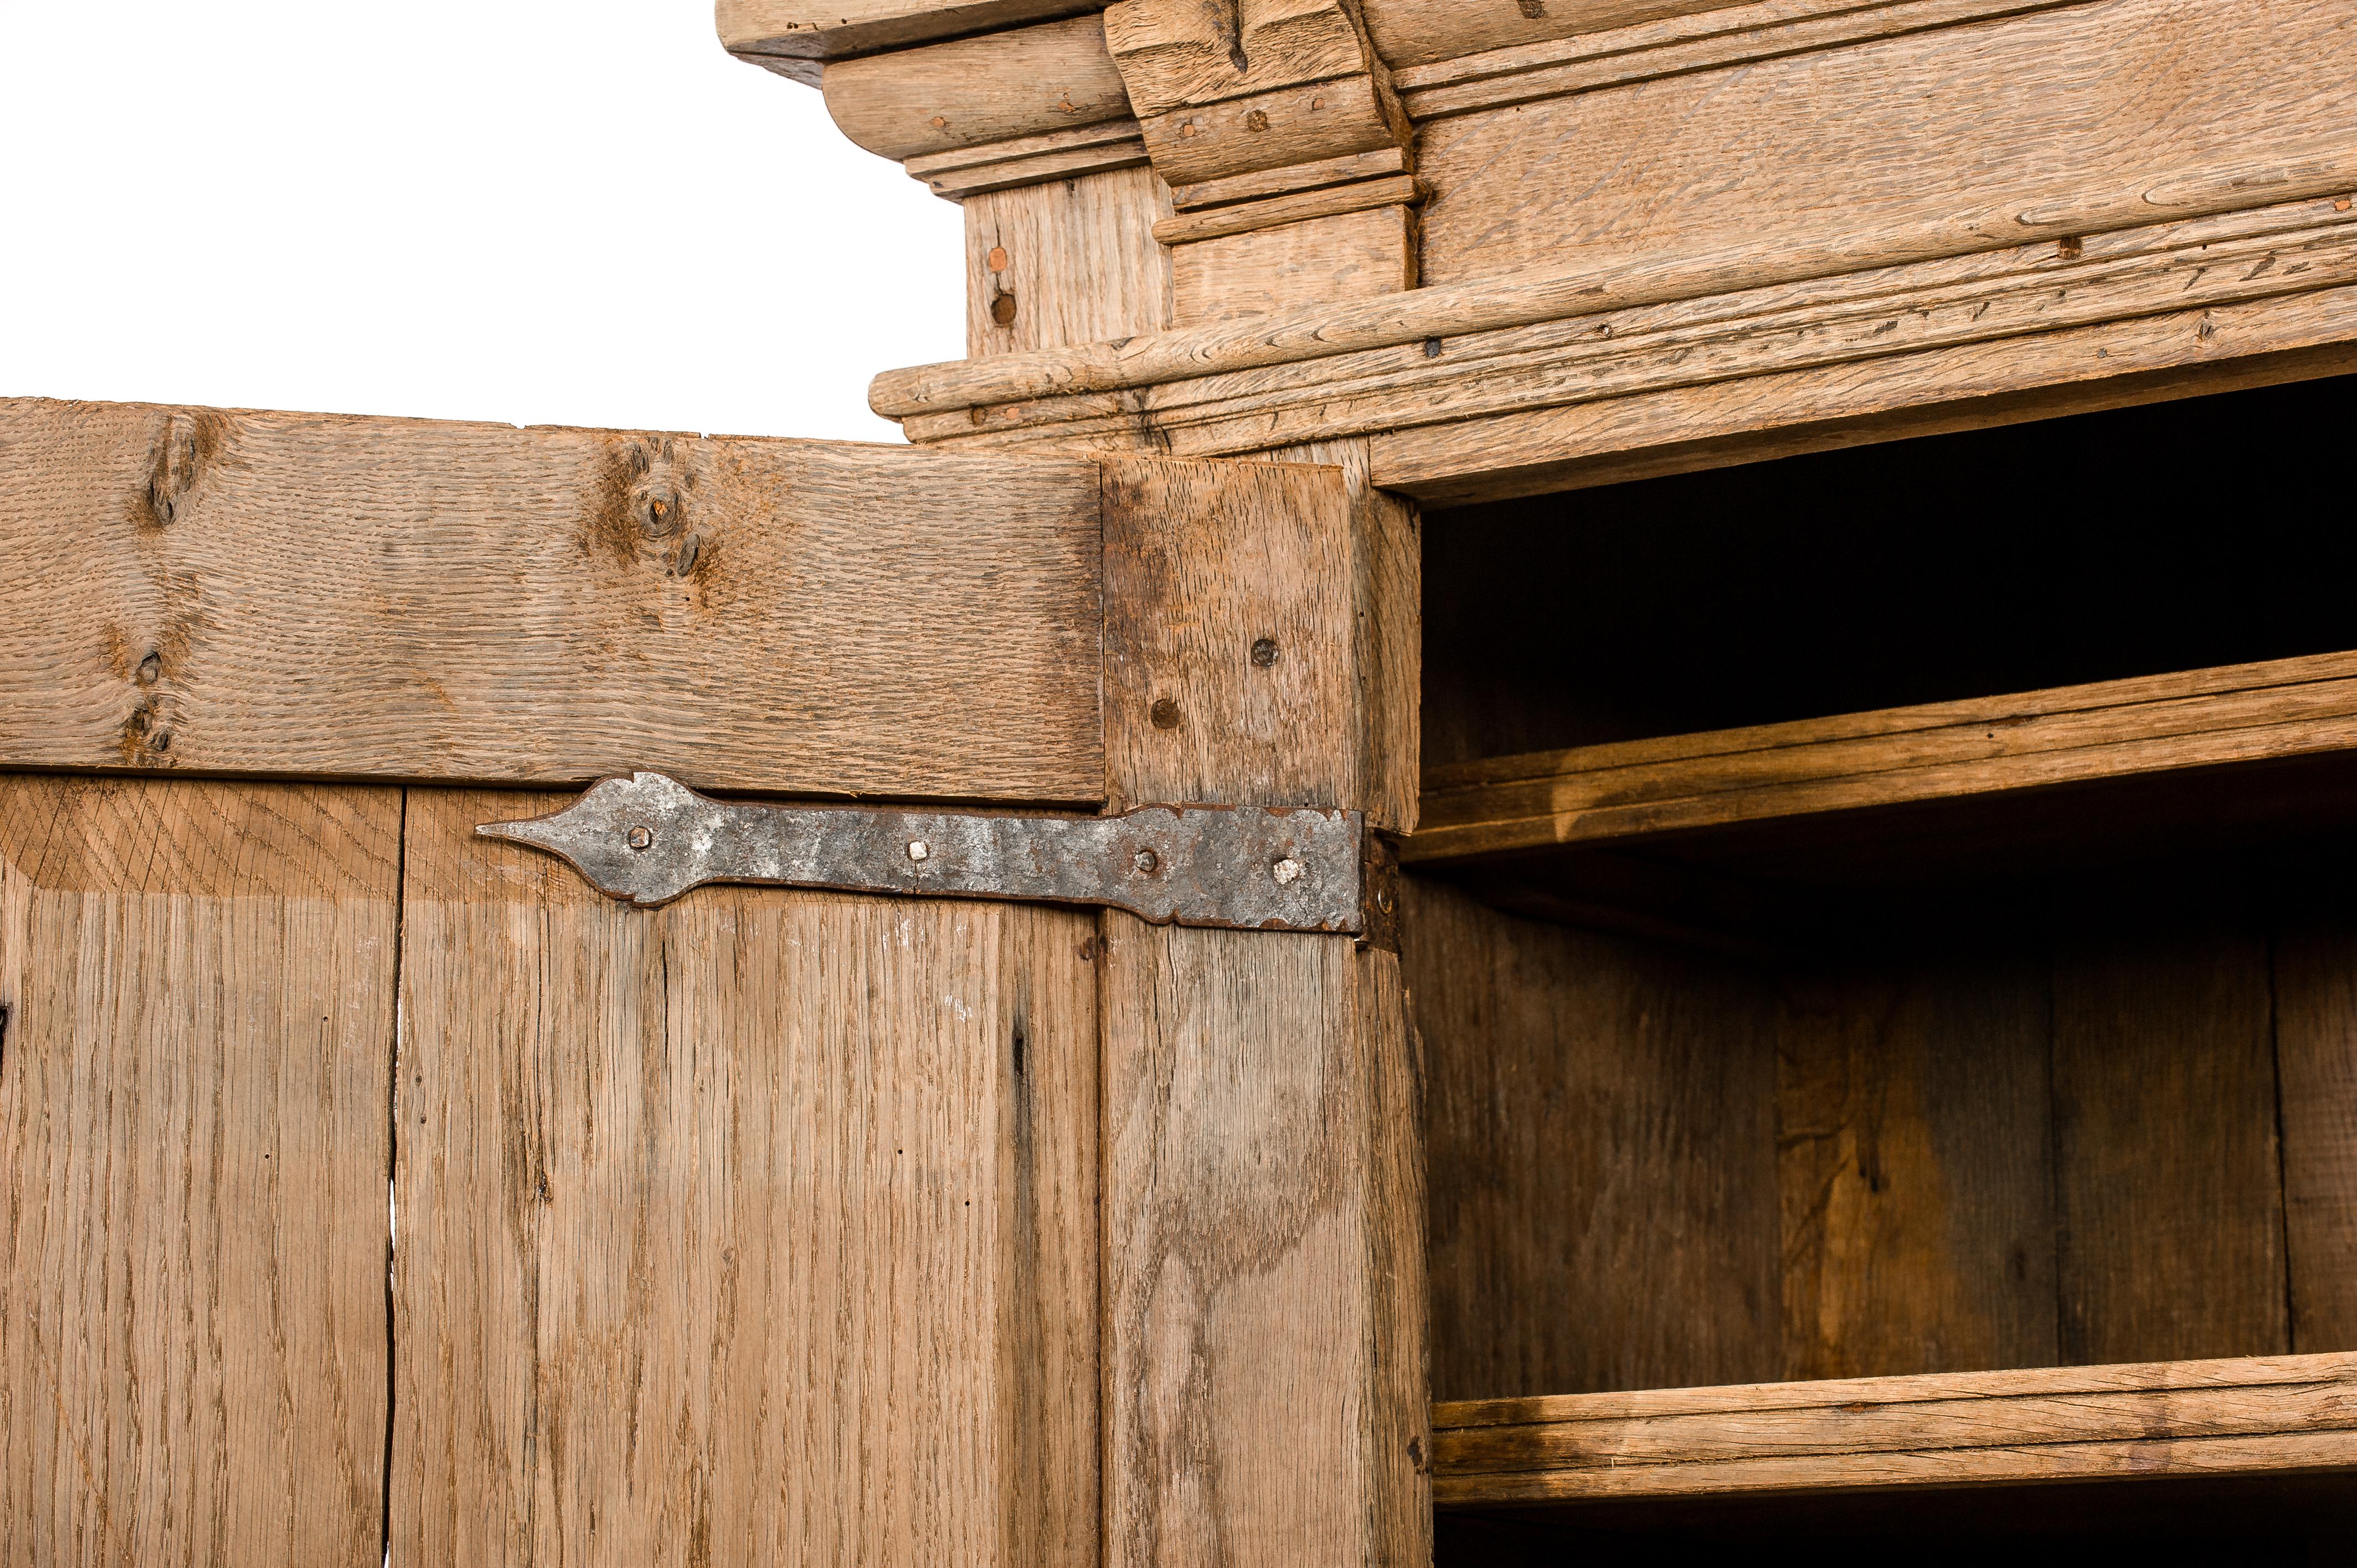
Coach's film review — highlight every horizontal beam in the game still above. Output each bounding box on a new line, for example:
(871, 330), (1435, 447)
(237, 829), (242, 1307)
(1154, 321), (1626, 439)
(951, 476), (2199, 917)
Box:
(1409, 650), (2357, 865)
(1434, 1352), (2357, 1505)
(0, 398), (1108, 802)
(717, 0), (1103, 75)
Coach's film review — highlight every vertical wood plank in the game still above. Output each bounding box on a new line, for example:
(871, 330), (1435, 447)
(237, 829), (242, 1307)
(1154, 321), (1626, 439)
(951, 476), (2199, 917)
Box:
(0, 775), (397, 1567)
(1408, 876), (1781, 1402)
(1099, 458), (1428, 1565)
(967, 167), (1174, 358)
(1777, 955), (2058, 1381)
(2052, 918), (2289, 1364)
(2272, 919), (2357, 1353)
(392, 788), (1097, 1566)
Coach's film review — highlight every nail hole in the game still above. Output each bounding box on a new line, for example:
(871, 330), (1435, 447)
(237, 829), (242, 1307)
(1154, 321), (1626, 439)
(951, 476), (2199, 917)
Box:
(1150, 698), (1182, 730)
(1250, 638), (1280, 668)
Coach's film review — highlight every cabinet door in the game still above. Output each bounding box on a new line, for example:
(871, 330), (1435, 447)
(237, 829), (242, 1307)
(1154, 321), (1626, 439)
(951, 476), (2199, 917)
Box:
(0, 397), (1425, 1566)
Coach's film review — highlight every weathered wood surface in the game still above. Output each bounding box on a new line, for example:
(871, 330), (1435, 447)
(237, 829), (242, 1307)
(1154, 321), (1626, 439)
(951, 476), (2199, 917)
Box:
(1777, 957), (2058, 1383)
(1417, 0), (2357, 286)
(966, 168), (1172, 354)
(2276, 921), (2357, 1352)
(822, 14), (1131, 162)
(1171, 204), (1419, 324)
(1097, 457), (1425, 1566)
(1409, 649), (2357, 866)
(879, 195), (2357, 467)
(1432, 1353), (2357, 1505)
(912, 118), (1151, 200)
(719, 0), (1103, 78)
(1378, 302), (2357, 507)
(1152, 173), (1422, 247)
(0, 398), (1107, 802)
(392, 788), (1099, 1565)
(1412, 871), (2348, 1402)
(0, 776), (397, 1566)
(1360, 0), (1728, 69)
(1407, 877), (1779, 1404)
(1389, 0), (2084, 118)
(2051, 919), (2289, 1365)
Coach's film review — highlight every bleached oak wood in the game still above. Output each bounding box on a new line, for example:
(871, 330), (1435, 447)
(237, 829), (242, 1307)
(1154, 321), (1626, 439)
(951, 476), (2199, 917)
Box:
(900, 197), (2357, 465)
(1432, 1353), (2357, 1505)
(392, 788), (1099, 1565)
(1409, 649), (2357, 865)
(1169, 146), (1408, 211)
(821, 14), (1131, 163)
(1416, 0), (2357, 287)
(1152, 173), (1421, 245)
(1171, 204), (1419, 323)
(1377, 320), (2357, 507)
(0, 776), (397, 1566)
(909, 118), (1151, 199)
(871, 188), (2357, 426)
(1104, 0), (1408, 189)
(1390, 0), (2083, 120)
(1097, 456), (1425, 1566)
(719, 0), (1104, 77)
(0, 398), (1106, 802)
(1358, 0), (1727, 68)
(966, 168), (1173, 355)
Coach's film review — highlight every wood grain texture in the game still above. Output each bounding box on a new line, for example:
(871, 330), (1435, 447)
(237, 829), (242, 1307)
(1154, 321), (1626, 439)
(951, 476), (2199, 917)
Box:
(1777, 958), (2057, 1382)
(719, 0), (1104, 70)
(391, 787), (1098, 1565)
(1098, 451), (1425, 1564)
(1360, 0), (1726, 68)
(822, 14), (1132, 162)
(1377, 322), (2357, 507)
(1105, 0), (1408, 189)
(1171, 204), (1418, 324)
(1406, 876), (1780, 1402)
(0, 776), (397, 1566)
(0, 398), (1105, 802)
(1258, 439), (1419, 838)
(910, 118), (1151, 200)
(1100, 925), (1425, 1565)
(1170, 146), (1409, 211)
(2276, 921), (2357, 1353)
(874, 192), (2357, 424)
(891, 208), (2357, 493)
(1390, 0), (2082, 119)
(1432, 1352), (2357, 1505)
(967, 168), (1173, 356)
(2051, 919), (2289, 1365)
(1417, 0), (2357, 287)
(1099, 457), (1358, 814)
(1152, 173), (1421, 246)
(1409, 649), (2357, 866)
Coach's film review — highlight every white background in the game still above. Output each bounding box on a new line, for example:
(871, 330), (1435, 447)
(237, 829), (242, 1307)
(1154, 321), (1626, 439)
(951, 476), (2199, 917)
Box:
(0, 1), (964, 442)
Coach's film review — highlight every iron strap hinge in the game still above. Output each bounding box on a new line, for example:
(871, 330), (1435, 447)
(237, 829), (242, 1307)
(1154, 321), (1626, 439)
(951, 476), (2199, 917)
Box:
(478, 772), (1400, 942)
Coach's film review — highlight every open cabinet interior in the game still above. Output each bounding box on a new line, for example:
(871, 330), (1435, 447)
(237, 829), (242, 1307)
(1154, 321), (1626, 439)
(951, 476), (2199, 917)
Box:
(1403, 373), (2357, 1557)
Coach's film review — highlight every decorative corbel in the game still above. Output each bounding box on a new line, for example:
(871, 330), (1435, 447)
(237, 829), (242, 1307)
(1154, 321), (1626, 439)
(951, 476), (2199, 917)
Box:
(1105, 0), (1422, 321)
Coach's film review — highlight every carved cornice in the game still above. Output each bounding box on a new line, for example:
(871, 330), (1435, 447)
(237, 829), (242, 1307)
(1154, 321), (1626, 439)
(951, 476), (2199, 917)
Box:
(1103, 0), (1418, 259)
(871, 188), (2357, 479)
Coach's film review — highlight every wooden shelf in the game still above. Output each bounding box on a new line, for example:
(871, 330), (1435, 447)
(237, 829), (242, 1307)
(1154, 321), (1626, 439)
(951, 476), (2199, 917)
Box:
(1410, 651), (2357, 868)
(1432, 1353), (2357, 1510)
